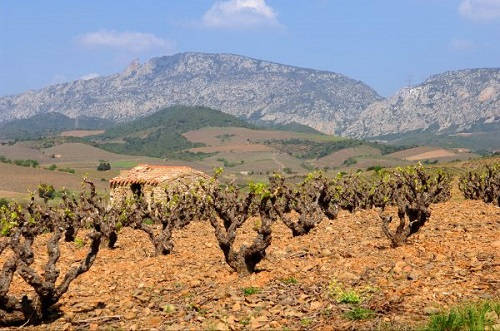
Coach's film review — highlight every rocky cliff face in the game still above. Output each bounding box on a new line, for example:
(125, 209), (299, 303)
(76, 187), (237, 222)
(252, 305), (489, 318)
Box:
(0, 52), (381, 135)
(343, 68), (500, 138)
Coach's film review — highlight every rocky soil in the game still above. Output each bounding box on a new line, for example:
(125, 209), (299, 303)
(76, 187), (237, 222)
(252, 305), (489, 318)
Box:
(2, 199), (499, 330)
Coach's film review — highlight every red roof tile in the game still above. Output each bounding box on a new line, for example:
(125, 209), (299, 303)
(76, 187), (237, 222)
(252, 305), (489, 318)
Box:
(109, 164), (208, 187)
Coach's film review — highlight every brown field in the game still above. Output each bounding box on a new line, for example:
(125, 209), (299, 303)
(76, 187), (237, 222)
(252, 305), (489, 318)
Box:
(406, 149), (458, 160)
(388, 146), (444, 159)
(315, 146), (382, 167)
(0, 142), (52, 163)
(0, 162), (109, 197)
(388, 146), (478, 162)
(183, 127), (303, 147)
(43, 143), (138, 164)
(0, 142), (169, 199)
(0, 190), (26, 199)
(3, 197), (498, 329)
(190, 143), (272, 153)
(346, 156), (413, 170)
(0, 142), (159, 166)
(60, 130), (105, 137)
(0, 137), (487, 201)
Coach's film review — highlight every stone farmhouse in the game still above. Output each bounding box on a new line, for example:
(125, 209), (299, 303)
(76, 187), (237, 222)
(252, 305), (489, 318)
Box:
(109, 164), (208, 204)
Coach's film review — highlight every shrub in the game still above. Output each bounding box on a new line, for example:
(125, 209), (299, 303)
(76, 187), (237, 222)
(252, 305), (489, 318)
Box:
(216, 158), (239, 168)
(336, 290), (361, 304)
(97, 161), (111, 171)
(343, 307), (375, 320)
(0, 155), (11, 164)
(459, 163), (499, 206)
(423, 300), (500, 331)
(202, 173), (275, 275)
(57, 167), (75, 174)
(0, 157), (38, 167)
(343, 157), (357, 166)
(13, 159), (39, 168)
(380, 165), (451, 247)
(0, 198), (8, 208)
(367, 165), (384, 172)
(115, 183), (209, 256)
(272, 172), (334, 236)
(0, 185), (104, 325)
(242, 287), (260, 296)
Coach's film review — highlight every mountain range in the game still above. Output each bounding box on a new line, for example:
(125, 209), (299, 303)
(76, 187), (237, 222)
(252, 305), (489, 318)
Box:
(344, 68), (500, 138)
(0, 52), (498, 139)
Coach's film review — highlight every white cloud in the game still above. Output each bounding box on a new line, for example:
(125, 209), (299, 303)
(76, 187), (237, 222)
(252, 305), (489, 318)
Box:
(459, 0), (500, 21)
(449, 38), (476, 51)
(77, 30), (175, 53)
(202, 0), (281, 29)
(80, 73), (100, 80)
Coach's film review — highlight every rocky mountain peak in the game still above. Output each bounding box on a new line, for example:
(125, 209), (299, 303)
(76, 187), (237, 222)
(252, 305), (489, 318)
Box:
(343, 68), (500, 138)
(0, 52), (382, 134)
(0, 53), (497, 138)
(121, 58), (141, 77)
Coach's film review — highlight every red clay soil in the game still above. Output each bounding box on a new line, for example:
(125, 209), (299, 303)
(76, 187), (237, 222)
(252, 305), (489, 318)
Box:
(2, 200), (499, 330)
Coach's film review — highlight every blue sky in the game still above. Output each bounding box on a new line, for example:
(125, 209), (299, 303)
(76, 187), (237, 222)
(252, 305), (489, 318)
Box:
(1, 0), (499, 97)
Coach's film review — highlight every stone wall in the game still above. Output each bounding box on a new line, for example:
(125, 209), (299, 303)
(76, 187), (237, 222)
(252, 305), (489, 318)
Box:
(110, 183), (168, 206)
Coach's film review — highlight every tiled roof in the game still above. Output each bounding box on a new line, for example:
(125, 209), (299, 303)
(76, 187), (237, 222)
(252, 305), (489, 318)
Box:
(109, 164), (208, 187)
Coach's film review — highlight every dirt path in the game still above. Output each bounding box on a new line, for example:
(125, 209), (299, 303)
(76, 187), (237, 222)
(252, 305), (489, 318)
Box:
(271, 153), (285, 170)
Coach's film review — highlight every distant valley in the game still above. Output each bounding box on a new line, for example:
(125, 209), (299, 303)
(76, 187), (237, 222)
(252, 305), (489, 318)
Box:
(0, 105), (482, 199)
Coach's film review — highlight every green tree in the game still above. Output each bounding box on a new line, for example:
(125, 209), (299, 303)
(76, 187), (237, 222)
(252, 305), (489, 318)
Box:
(97, 161), (111, 171)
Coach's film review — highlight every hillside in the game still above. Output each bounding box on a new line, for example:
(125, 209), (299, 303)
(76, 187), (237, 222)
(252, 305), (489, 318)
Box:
(92, 106), (254, 159)
(344, 68), (500, 139)
(0, 52), (381, 135)
(89, 106), (417, 168)
(0, 112), (114, 140)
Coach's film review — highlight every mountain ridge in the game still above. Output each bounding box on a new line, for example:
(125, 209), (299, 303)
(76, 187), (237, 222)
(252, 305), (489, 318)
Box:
(0, 52), (382, 135)
(343, 68), (500, 138)
(0, 53), (498, 139)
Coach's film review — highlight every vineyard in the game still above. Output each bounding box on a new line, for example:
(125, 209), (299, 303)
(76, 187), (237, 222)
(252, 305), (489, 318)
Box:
(0, 162), (499, 329)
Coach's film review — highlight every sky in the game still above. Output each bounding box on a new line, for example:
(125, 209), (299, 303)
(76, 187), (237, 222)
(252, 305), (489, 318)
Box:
(1, 0), (499, 97)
